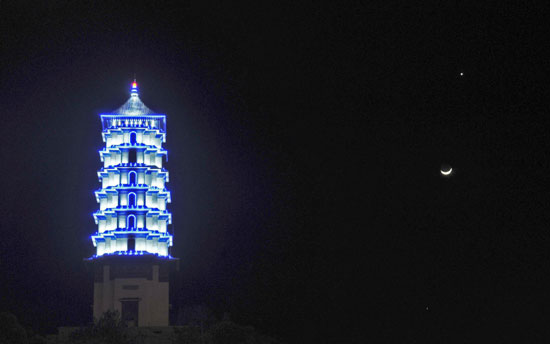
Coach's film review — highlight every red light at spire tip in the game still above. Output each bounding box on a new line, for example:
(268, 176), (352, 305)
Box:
(132, 82), (137, 88)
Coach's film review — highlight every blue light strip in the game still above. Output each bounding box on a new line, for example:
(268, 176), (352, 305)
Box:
(87, 251), (176, 260)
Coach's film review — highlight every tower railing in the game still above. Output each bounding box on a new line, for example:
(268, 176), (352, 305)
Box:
(100, 114), (166, 132)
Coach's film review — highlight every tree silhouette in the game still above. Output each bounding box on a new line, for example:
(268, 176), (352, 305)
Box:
(69, 310), (131, 344)
(0, 312), (28, 344)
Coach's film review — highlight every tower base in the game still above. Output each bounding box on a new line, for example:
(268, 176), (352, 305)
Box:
(90, 255), (178, 327)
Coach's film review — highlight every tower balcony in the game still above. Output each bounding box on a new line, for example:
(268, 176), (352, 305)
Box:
(100, 115), (166, 132)
(103, 128), (165, 147)
(95, 188), (171, 210)
(99, 147), (167, 167)
(91, 229), (173, 257)
(98, 166), (168, 173)
(96, 185), (170, 194)
(88, 251), (176, 259)
(98, 166), (169, 187)
(99, 144), (167, 153)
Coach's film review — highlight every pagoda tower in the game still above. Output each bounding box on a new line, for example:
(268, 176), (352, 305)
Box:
(89, 81), (177, 327)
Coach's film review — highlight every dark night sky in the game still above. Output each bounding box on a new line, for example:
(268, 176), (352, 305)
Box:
(2, 2), (550, 342)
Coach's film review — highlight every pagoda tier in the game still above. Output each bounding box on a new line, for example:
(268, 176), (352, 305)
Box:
(90, 82), (173, 259)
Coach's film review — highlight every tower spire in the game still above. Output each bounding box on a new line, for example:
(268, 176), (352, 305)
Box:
(131, 78), (138, 97)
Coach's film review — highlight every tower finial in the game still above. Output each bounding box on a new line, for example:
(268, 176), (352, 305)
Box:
(131, 77), (138, 97)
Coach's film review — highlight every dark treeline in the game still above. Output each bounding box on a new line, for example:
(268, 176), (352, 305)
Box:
(0, 308), (283, 344)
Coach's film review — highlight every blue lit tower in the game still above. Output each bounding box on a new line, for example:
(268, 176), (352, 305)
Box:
(89, 81), (177, 327)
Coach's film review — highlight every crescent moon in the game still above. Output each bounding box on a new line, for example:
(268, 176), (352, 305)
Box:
(441, 167), (452, 176)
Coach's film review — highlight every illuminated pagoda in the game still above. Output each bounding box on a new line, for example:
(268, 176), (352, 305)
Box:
(89, 81), (177, 327)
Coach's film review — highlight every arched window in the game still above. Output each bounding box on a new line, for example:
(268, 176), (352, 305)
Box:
(128, 193), (136, 207)
(127, 235), (135, 251)
(130, 132), (137, 145)
(128, 149), (137, 163)
(128, 171), (137, 185)
(127, 215), (135, 229)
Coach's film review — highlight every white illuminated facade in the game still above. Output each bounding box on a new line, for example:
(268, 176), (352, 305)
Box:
(91, 81), (173, 258)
